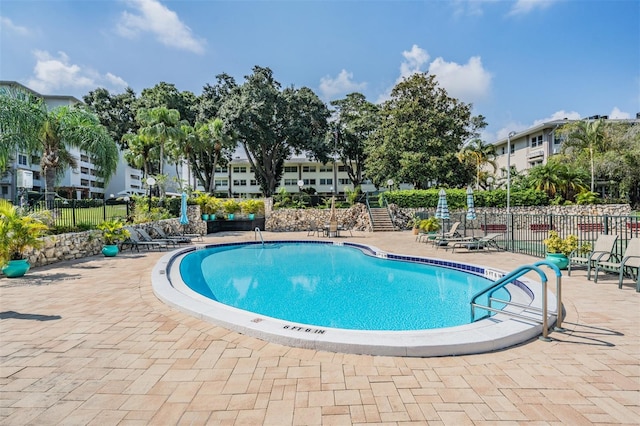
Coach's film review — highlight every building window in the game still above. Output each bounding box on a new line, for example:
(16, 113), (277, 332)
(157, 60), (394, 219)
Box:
(232, 166), (247, 173)
(530, 135), (543, 147)
(250, 167), (255, 173)
(284, 179), (297, 185)
(233, 179), (247, 186)
(18, 154), (27, 166)
(1, 185), (8, 195)
(81, 179), (89, 186)
(31, 155), (40, 163)
(215, 166), (228, 173)
(510, 144), (515, 154)
(33, 172), (40, 180)
(320, 178), (333, 185)
(501, 147), (506, 155)
(81, 167), (89, 174)
(339, 178), (350, 185)
(130, 174), (140, 180)
(215, 179), (228, 187)
(338, 165), (348, 172)
(319, 165), (332, 173)
(284, 166), (298, 173)
(302, 166), (316, 172)
(250, 180), (257, 186)
(303, 178), (316, 185)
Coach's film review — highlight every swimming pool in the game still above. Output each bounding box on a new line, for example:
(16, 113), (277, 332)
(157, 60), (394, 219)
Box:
(178, 242), (508, 330)
(153, 240), (556, 356)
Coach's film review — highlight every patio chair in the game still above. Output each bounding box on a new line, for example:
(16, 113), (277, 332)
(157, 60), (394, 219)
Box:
(426, 222), (463, 246)
(449, 233), (502, 252)
(593, 238), (640, 291)
(443, 221), (462, 239)
(121, 227), (169, 252)
(151, 224), (193, 244)
(307, 221), (324, 237)
(567, 234), (618, 279)
(135, 228), (179, 248)
(327, 221), (339, 237)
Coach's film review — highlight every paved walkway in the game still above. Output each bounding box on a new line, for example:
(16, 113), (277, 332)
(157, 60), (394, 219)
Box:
(1, 231), (638, 425)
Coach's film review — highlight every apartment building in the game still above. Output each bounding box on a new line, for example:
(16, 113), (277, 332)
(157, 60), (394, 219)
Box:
(491, 117), (640, 180)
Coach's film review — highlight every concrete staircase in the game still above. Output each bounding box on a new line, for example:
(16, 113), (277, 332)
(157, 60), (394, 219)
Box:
(369, 208), (396, 232)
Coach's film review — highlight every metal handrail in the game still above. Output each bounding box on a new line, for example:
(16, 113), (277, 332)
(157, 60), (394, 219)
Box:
(471, 263), (556, 340)
(254, 227), (264, 246)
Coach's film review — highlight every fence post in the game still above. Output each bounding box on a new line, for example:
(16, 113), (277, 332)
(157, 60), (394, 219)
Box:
(103, 199), (107, 221)
(603, 214), (609, 234)
(72, 199), (77, 227)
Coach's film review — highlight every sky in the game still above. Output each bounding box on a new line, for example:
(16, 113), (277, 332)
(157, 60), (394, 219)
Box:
(1, 0), (638, 142)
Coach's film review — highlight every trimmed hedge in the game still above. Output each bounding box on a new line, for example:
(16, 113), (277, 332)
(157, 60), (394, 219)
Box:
(380, 188), (549, 209)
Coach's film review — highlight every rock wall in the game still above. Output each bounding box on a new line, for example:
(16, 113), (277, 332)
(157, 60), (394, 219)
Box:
(266, 204), (372, 232)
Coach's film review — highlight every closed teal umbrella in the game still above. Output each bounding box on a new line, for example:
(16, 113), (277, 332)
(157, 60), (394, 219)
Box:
(466, 186), (476, 220)
(435, 189), (449, 220)
(179, 192), (189, 226)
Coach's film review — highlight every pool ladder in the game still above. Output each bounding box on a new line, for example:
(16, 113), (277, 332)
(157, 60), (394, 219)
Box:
(470, 260), (564, 341)
(254, 227), (264, 246)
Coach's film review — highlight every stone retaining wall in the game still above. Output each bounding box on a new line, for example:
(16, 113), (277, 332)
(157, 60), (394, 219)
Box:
(265, 204), (371, 232)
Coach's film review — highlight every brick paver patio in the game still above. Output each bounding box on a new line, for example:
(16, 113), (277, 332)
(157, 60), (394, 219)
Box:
(1, 231), (638, 425)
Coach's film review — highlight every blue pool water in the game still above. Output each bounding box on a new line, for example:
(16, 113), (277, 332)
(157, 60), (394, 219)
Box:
(179, 242), (507, 331)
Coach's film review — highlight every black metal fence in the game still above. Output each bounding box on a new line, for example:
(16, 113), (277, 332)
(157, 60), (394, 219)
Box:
(28, 199), (131, 231)
(441, 211), (640, 259)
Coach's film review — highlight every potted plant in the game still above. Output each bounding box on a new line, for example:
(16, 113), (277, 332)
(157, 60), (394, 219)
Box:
(241, 199), (264, 220)
(207, 197), (223, 220)
(97, 219), (130, 257)
(222, 199), (241, 220)
(543, 231), (580, 269)
(419, 217), (441, 233)
(408, 214), (422, 235)
(194, 193), (211, 220)
(0, 200), (49, 278)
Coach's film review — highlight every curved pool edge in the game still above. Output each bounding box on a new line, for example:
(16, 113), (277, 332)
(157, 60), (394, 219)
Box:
(152, 242), (557, 357)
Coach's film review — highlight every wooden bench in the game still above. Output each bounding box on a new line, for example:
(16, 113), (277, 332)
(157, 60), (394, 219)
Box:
(577, 223), (604, 232)
(481, 224), (507, 232)
(530, 223), (553, 232)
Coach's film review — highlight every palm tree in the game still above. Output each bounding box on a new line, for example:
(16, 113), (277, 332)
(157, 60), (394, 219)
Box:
(527, 159), (587, 201)
(559, 118), (606, 192)
(456, 139), (497, 189)
(136, 107), (182, 175)
(1, 91), (119, 205)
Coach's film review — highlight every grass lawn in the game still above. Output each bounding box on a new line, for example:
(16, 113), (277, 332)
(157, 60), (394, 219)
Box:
(52, 205), (128, 228)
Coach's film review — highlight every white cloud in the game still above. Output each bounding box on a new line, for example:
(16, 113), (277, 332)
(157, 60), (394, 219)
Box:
(398, 44), (430, 81)
(508, 0), (557, 16)
(377, 45), (492, 104)
(319, 69), (367, 100)
(428, 56), (492, 104)
(26, 50), (128, 95)
(0, 15), (31, 36)
(608, 107), (631, 119)
(117, 0), (205, 54)
(532, 110), (581, 126)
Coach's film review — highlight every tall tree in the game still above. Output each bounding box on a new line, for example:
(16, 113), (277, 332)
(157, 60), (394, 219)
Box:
(526, 157), (587, 201)
(136, 107), (183, 175)
(220, 66), (330, 196)
(364, 73), (480, 189)
(196, 73), (237, 122)
(0, 90), (118, 205)
(83, 87), (138, 149)
(136, 82), (196, 125)
(330, 93), (380, 187)
(558, 118), (606, 192)
(456, 138), (497, 189)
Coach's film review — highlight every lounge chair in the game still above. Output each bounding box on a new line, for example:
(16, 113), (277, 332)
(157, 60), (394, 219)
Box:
(567, 234), (618, 279)
(449, 233), (502, 252)
(593, 238), (640, 291)
(121, 227), (168, 251)
(327, 221), (339, 237)
(151, 225), (193, 244)
(135, 228), (179, 248)
(426, 222), (462, 245)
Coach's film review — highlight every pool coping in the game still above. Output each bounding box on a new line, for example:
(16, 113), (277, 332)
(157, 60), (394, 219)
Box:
(152, 241), (558, 357)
